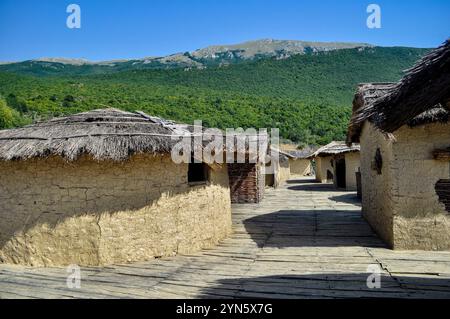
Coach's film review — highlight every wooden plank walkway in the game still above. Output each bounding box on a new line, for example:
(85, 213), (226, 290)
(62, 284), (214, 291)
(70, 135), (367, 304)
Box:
(1, 177), (450, 298)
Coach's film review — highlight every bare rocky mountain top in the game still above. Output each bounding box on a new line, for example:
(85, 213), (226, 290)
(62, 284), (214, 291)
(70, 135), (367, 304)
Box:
(2, 39), (373, 68)
(191, 38), (372, 59)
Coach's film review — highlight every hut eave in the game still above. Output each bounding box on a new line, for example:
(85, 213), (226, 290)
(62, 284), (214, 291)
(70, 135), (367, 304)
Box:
(347, 40), (450, 144)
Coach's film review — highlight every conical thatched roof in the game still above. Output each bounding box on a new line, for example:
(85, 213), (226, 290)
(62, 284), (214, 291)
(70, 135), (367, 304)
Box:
(347, 40), (450, 143)
(0, 108), (193, 161)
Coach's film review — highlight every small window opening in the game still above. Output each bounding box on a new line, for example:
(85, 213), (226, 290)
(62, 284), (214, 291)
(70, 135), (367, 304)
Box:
(188, 160), (209, 184)
(372, 148), (383, 175)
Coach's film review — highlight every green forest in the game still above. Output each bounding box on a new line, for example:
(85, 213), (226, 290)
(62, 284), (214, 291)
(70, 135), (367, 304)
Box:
(0, 46), (428, 145)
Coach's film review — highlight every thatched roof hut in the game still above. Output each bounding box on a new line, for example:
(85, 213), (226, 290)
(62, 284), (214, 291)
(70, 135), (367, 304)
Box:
(310, 141), (360, 158)
(347, 40), (450, 143)
(0, 108), (236, 267)
(345, 40), (450, 251)
(285, 148), (316, 177)
(310, 141), (361, 190)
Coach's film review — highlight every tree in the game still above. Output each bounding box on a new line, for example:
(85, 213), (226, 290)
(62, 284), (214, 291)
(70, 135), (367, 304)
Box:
(0, 98), (14, 129)
(6, 93), (28, 113)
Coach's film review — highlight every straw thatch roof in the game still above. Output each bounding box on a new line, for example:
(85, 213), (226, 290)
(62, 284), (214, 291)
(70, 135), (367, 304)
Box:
(309, 141), (360, 158)
(0, 108), (193, 161)
(271, 147), (295, 159)
(286, 147), (317, 159)
(347, 40), (450, 143)
(407, 107), (450, 127)
(0, 108), (270, 162)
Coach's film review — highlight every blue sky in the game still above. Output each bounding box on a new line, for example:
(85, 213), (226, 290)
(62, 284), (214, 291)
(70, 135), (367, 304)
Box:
(0, 0), (449, 61)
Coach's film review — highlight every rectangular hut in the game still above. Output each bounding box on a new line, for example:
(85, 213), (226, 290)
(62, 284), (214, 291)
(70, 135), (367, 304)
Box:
(310, 141), (361, 190)
(347, 40), (450, 250)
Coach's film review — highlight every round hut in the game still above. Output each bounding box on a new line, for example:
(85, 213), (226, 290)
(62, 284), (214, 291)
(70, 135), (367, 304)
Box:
(0, 109), (232, 266)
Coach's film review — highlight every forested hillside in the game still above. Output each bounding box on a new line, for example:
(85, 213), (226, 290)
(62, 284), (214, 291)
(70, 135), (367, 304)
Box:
(0, 46), (428, 145)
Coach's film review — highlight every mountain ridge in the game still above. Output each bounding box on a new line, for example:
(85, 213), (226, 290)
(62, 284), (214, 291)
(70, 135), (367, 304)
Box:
(2, 39), (374, 66)
(0, 39), (381, 76)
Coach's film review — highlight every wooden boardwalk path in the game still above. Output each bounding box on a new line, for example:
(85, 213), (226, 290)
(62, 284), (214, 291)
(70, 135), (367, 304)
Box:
(1, 177), (450, 298)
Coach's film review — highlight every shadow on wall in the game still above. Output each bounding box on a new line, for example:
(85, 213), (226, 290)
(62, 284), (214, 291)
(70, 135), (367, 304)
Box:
(0, 175), (229, 267)
(196, 273), (450, 298)
(242, 210), (384, 248)
(0, 184), (208, 248)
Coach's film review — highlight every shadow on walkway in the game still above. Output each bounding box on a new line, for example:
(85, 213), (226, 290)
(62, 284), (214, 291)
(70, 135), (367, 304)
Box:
(329, 193), (361, 206)
(287, 183), (343, 192)
(197, 273), (450, 298)
(286, 178), (318, 184)
(242, 210), (383, 248)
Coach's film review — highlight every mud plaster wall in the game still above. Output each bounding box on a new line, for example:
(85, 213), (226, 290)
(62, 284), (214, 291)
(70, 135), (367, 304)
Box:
(290, 159), (311, 176)
(360, 121), (450, 250)
(344, 152), (361, 191)
(276, 158), (291, 186)
(315, 156), (333, 183)
(391, 123), (450, 250)
(0, 154), (232, 266)
(360, 122), (395, 247)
